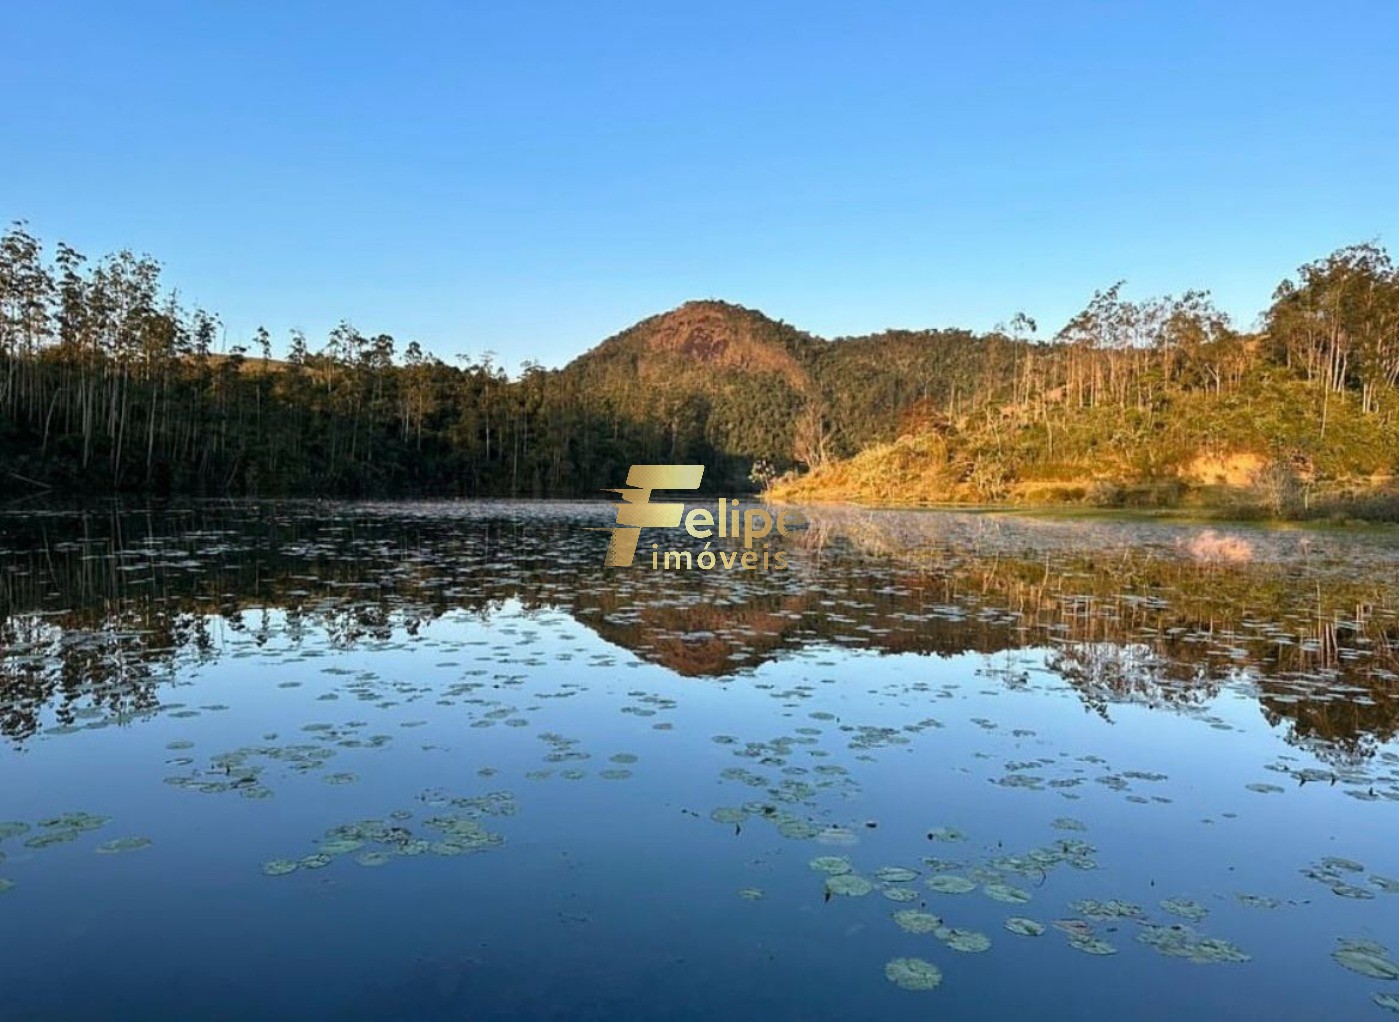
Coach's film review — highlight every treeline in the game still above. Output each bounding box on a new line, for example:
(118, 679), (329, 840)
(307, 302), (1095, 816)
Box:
(6, 221), (1398, 503)
(772, 242), (1399, 510)
(0, 223), (735, 496)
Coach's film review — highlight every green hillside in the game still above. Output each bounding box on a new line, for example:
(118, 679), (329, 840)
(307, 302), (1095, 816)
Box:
(770, 247), (1399, 519)
(557, 299), (1026, 490)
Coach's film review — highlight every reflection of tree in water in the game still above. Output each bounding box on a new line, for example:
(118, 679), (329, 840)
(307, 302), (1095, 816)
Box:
(803, 513), (1399, 762)
(1046, 642), (1217, 722)
(0, 615), (164, 740)
(1, 503), (1397, 761)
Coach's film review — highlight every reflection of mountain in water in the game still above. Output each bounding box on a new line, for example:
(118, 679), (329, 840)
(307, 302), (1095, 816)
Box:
(1, 501), (1397, 760)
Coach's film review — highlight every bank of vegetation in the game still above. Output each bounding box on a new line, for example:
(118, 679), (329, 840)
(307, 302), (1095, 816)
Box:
(769, 245), (1399, 521)
(3, 220), (1398, 517)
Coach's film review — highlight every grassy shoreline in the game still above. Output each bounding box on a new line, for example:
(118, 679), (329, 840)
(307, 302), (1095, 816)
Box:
(764, 478), (1399, 526)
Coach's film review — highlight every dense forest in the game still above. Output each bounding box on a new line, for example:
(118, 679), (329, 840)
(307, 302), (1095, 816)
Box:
(3, 221), (1398, 511)
(0, 223), (725, 496)
(0, 222), (1020, 497)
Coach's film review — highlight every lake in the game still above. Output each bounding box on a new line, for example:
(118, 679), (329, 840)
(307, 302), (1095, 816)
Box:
(1, 500), (1397, 1020)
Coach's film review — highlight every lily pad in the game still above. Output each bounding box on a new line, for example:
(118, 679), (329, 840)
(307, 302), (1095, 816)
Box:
(1332, 939), (1399, 980)
(1234, 893), (1280, 909)
(1321, 857), (1366, 873)
(882, 886), (920, 903)
(937, 927), (992, 953)
(95, 837), (152, 854)
(809, 855), (852, 876)
(884, 957), (943, 991)
(1072, 898), (1144, 921)
(825, 874), (874, 897)
(983, 882), (1031, 904)
(1068, 936), (1118, 956)
(25, 830), (81, 850)
(261, 859), (299, 877)
(1005, 917), (1046, 937)
(738, 888), (764, 901)
(873, 866), (919, 883)
(1138, 925), (1251, 964)
(926, 874), (976, 894)
(1330, 883), (1376, 900)
(892, 909), (943, 934)
(777, 817), (820, 840)
(318, 837), (364, 855)
(1161, 898), (1209, 922)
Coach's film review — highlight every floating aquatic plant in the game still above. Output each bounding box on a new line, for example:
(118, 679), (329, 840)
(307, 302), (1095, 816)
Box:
(776, 817), (820, 840)
(936, 927), (991, 953)
(1138, 925), (1250, 964)
(1068, 936), (1118, 956)
(1004, 917), (1045, 937)
(825, 874), (874, 897)
(808, 856), (852, 876)
(1160, 898), (1208, 922)
(1071, 898), (1144, 921)
(926, 874), (976, 894)
(884, 957), (943, 991)
(882, 886), (920, 903)
(982, 882), (1031, 904)
(318, 837), (364, 856)
(1332, 939), (1399, 980)
(1234, 893), (1280, 909)
(891, 909), (942, 934)
(873, 866), (919, 883)
(96, 837), (152, 854)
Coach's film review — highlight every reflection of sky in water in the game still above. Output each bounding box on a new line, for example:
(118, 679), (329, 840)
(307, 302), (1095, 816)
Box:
(1, 504), (1398, 1020)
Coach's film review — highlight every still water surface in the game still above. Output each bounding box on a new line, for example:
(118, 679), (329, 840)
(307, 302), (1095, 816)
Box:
(1, 501), (1398, 1020)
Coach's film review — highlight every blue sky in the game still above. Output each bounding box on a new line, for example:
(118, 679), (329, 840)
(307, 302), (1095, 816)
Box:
(4, 1), (1395, 368)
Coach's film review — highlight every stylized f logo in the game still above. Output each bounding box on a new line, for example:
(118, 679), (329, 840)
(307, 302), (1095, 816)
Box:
(603, 464), (704, 566)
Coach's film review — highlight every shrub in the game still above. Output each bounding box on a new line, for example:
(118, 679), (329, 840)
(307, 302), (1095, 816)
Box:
(1250, 462), (1304, 518)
